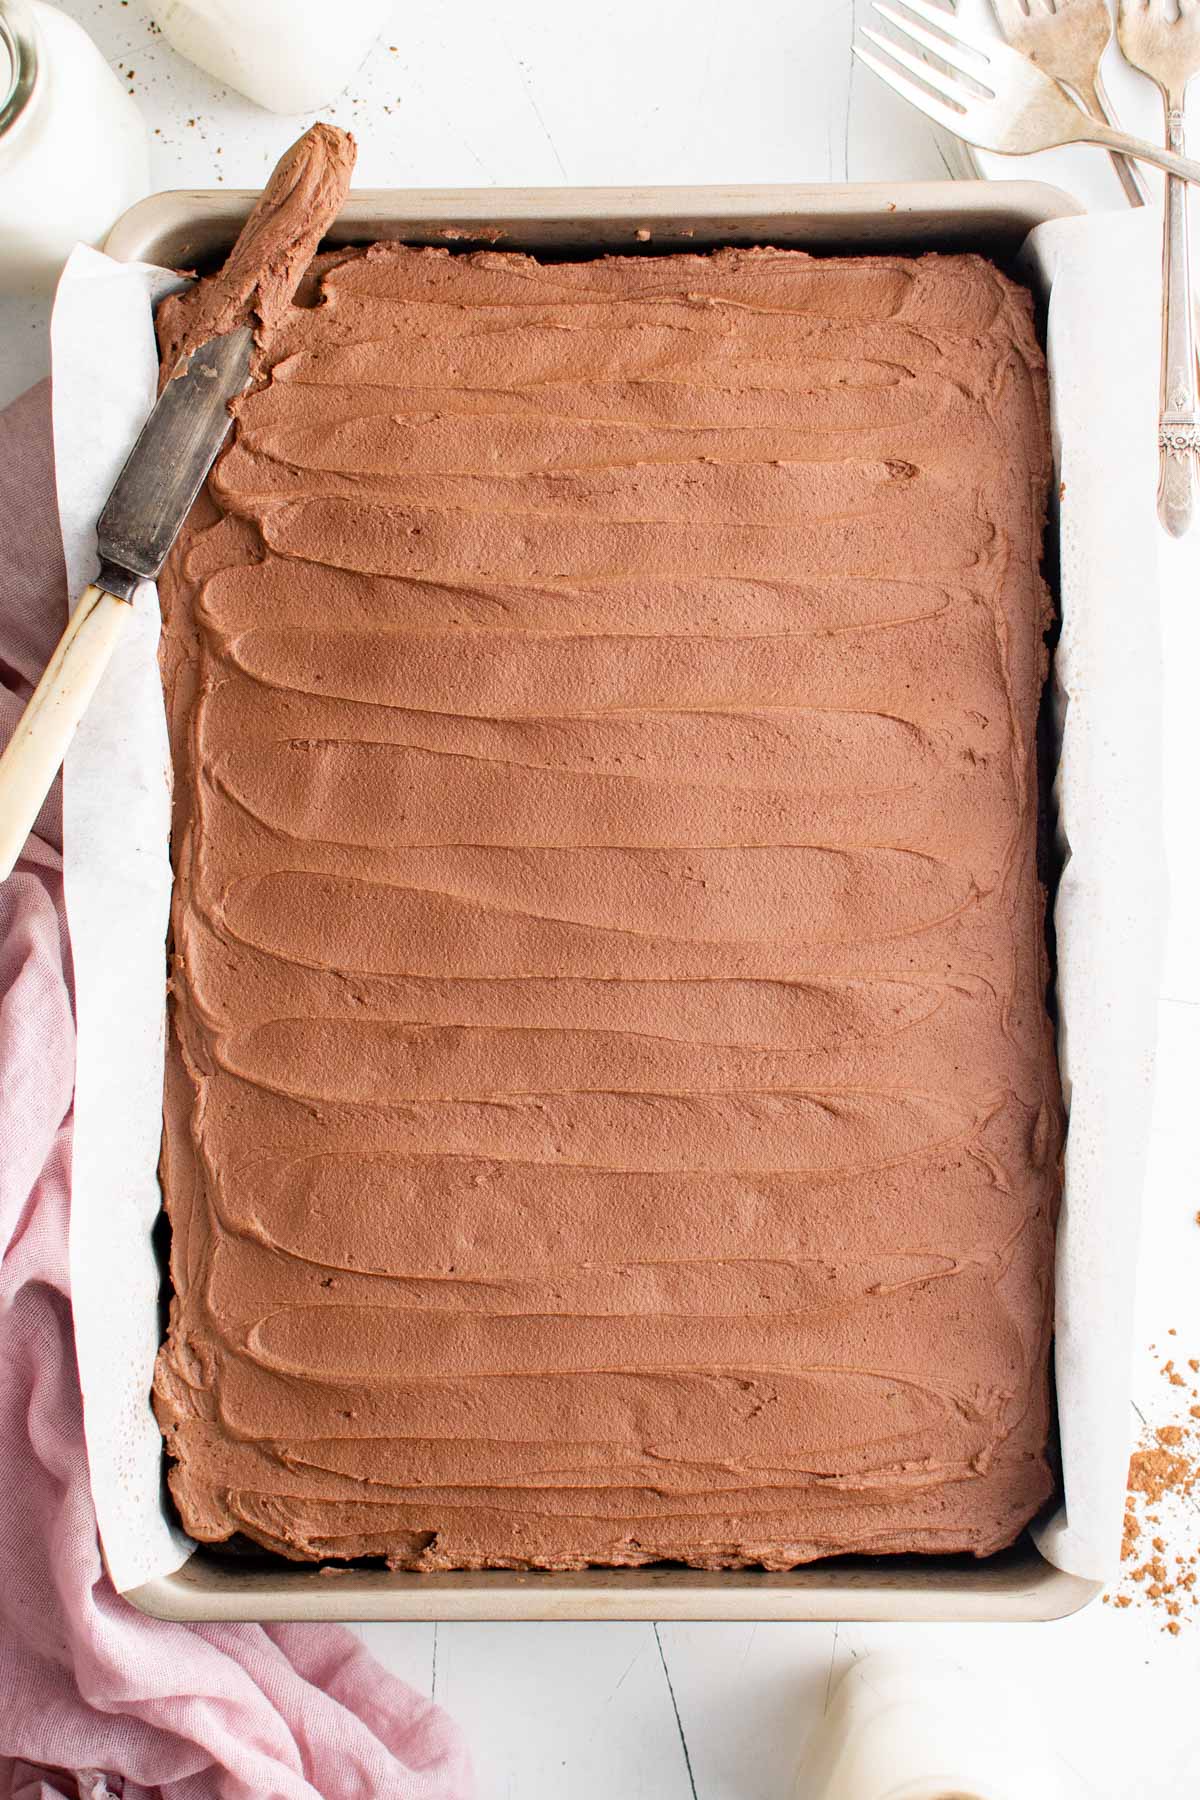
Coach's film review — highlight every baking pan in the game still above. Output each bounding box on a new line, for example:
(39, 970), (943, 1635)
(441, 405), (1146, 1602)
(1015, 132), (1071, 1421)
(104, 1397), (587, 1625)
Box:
(100, 179), (1097, 1623)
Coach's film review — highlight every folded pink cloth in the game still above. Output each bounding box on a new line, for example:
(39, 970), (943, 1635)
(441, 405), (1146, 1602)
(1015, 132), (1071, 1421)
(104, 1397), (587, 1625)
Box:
(0, 381), (472, 1800)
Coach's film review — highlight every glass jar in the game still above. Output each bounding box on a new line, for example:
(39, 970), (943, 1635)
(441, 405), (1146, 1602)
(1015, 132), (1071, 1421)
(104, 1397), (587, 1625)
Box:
(0, 0), (150, 294)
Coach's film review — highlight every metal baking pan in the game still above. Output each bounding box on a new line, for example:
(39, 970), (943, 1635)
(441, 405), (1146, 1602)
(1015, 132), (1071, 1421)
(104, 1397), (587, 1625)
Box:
(100, 179), (1095, 1623)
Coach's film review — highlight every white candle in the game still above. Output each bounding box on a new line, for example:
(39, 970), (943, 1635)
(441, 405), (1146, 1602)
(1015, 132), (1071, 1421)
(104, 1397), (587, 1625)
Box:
(0, 0), (150, 295)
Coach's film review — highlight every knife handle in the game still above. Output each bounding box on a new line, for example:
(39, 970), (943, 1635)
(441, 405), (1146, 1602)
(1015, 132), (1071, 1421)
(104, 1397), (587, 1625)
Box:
(0, 584), (132, 882)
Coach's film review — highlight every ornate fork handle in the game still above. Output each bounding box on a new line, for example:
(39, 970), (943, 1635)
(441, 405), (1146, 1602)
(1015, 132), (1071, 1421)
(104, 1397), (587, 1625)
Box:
(1159, 100), (1199, 536)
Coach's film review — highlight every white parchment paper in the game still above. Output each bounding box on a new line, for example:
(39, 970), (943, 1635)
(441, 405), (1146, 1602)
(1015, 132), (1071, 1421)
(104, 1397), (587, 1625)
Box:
(54, 213), (1166, 1593)
(1022, 210), (1168, 1579)
(54, 246), (190, 1591)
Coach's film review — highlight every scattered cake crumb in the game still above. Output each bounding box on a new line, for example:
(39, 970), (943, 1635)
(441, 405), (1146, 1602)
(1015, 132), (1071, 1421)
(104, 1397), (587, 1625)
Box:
(1105, 1348), (1200, 1632)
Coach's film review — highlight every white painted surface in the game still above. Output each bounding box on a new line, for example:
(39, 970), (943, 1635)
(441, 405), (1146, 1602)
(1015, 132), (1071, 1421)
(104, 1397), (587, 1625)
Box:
(3, 4), (1199, 1795)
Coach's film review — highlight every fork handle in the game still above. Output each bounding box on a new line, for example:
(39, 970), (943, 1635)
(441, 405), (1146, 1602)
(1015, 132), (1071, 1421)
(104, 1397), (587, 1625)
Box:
(1085, 121), (1200, 187)
(1157, 98), (1198, 538)
(1077, 74), (1149, 209)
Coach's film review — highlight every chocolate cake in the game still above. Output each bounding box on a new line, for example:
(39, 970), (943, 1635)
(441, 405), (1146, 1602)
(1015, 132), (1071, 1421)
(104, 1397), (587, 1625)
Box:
(153, 158), (1062, 1569)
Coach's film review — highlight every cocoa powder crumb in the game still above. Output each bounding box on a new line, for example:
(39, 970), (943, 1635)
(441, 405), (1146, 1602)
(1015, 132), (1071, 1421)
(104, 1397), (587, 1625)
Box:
(1107, 1347), (1200, 1633)
(1129, 1449), (1191, 1503)
(1121, 1507), (1141, 1561)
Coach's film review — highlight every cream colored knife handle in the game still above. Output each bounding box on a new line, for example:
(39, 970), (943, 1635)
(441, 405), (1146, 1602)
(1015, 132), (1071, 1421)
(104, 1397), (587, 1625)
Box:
(0, 584), (132, 881)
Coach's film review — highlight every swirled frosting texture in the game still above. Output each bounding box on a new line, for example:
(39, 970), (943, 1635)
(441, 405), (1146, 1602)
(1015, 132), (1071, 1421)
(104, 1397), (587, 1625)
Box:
(152, 242), (1062, 1570)
(157, 122), (356, 376)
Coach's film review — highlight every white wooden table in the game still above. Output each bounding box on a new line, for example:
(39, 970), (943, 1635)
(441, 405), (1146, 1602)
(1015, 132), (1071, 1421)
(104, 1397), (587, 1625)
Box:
(5, 5), (1200, 1795)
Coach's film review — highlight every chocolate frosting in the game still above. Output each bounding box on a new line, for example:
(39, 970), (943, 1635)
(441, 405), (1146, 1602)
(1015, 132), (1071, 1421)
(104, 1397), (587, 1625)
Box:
(157, 122), (355, 378)
(153, 237), (1062, 1569)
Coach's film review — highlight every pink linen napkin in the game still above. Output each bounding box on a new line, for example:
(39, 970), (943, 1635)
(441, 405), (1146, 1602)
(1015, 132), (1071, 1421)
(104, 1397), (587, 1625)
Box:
(0, 381), (473, 1800)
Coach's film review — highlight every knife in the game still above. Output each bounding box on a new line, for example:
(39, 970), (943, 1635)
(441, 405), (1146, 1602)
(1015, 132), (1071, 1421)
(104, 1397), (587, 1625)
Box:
(0, 122), (356, 883)
(0, 323), (254, 881)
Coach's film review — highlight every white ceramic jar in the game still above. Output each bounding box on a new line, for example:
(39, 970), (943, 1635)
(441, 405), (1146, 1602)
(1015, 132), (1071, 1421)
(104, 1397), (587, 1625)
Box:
(0, 0), (150, 295)
(799, 1653), (1062, 1800)
(156, 0), (392, 115)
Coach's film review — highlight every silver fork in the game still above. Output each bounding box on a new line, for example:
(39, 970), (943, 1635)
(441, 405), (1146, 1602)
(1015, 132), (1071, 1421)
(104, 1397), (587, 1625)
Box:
(990, 0), (1148, 206)
(854, 0), (1200, 181)
(1119, 0), (1200, 536)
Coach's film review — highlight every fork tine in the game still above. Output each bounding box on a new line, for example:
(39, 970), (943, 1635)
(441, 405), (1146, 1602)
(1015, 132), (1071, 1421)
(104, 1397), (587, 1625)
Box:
(990, 0), (1047, 29)
(894, 0), (998, 54)
(852, 41), (968, 131)
(873, 2), (991, 78)
(860, 25), (975, 104)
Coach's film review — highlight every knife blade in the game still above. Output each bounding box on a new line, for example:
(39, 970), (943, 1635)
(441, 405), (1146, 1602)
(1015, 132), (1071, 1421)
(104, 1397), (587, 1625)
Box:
(95, 325), (254, 599)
